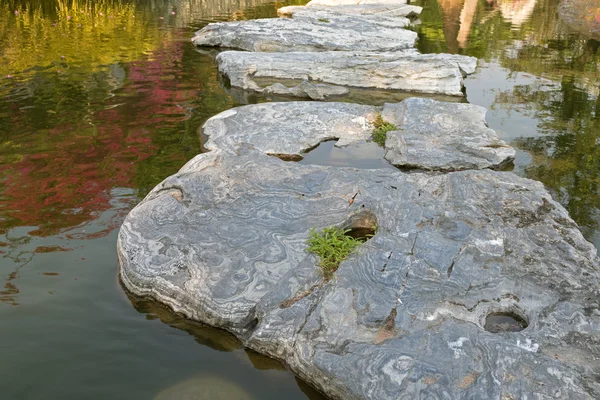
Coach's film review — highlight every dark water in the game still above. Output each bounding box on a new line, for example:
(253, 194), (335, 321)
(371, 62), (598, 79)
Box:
(0, 0), (599, 398)
(484, 311), (529, 333)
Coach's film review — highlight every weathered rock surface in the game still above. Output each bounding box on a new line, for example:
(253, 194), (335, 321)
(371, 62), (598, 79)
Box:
(278, 3), (422, 18)
(277, 7), (412, 26)
(382, 98), (515, 170)
(307, 0), (409, 5)
(201, 100), (514, 171)
(261, 81), (349, 100)
(119, 145), (600, 400)
(202, 102), (379, 156)
(191, 17), (417, 52)
(216, 50), (477, 97)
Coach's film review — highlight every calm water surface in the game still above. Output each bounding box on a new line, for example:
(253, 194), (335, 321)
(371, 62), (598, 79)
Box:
(0, 0), (599, 398)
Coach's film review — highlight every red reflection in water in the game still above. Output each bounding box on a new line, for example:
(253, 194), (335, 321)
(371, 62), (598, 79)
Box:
(0, 40), (191, 238)
(0, 38), (197, 304)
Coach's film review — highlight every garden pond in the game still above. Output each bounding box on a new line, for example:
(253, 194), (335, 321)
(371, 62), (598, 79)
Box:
(0, 0), (599, 398)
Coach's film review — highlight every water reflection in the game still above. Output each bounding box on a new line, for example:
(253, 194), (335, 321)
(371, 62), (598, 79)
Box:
(414, 0), (600, 241)
(559, 0), (600, 41)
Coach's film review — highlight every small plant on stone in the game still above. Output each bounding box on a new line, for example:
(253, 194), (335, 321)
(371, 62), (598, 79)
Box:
(307, 227), (363, 281)
(317, 18), (330, 23)
(371, 114), (396, 147)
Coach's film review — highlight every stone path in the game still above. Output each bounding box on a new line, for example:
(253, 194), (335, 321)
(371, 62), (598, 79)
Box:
(192, 1), (475, 98)
(118, 2), (600, 400)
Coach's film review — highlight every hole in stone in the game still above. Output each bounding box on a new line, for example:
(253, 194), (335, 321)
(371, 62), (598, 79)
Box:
(484, 311), (528, 333)
(299, 140), (397, 170)
(343, 210), (378, 241)
(344, 227), (376, 241)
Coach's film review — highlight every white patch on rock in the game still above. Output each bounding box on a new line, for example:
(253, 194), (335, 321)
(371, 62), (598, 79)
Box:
(448, 337), (469, 359)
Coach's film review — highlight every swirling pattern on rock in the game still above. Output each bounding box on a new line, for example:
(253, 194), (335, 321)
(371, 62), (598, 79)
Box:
(191, 17), (417, 52)
(215, 50), (477, 97)
(119, 145), (600, 400)
(202, 102), (379, 157)
(382, 98), (515, 170)
(201, 100), (513, 171)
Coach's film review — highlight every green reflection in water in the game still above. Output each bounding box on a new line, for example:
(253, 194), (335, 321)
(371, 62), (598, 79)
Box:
(0, 0), (165, 78)
(413, 0), (600, 237)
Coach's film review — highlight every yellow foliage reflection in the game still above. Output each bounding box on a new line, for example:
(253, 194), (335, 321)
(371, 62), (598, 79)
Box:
(0, 0), (166, 78)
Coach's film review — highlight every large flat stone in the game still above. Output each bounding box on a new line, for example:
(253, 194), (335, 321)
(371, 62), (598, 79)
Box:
(202, 102), (379, 156)
(216, 50), (477, 97)
(201, 100), (514, 171)
(276, 6), (413, 25)
(383, 98), (515, 170)
(191, 17), (417, 52)
(278, 4), (422, 18)
(119, 146), (600, 400)
(307, 0), (409, 5)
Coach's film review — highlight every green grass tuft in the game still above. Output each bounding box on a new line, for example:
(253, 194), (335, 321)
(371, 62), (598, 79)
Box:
(307, 227), (363, 281)
(317, 18), (330, 23)
(371, 114), (396, 147)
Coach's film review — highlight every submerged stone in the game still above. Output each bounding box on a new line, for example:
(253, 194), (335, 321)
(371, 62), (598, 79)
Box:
(201, 100), (513, 171)
(191, 17), (417, 52)
(154, 376), (253, 400)
(216, 50), (477, 97)
(120, 146), (600, 400)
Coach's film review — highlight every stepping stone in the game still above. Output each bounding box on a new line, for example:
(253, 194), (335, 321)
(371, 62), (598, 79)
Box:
(278, 3), (422, 18)
(216, 50), (477, 97)
(119, 145), (600, 400)
(201, 99), (515, 171)
(382, 98), (515, 170)
(192, 16), (417, 52)
(277, 6), (413, 26)
(307, 0), (410, 5)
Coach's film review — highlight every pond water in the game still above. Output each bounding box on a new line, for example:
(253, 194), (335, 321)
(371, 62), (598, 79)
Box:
(0, 0), (598, 398)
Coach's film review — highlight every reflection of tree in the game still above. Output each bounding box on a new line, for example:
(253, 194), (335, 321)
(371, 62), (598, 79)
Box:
(415, 0), (600, 234)
(501, 78), (600, 233)
(0, 0), (248, 237)
(559, 0), (600, 41)
(0, 0), (166, 78)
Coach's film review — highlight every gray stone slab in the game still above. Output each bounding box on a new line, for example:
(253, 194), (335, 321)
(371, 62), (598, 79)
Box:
(307, 0), (408, 5)
(202, 102), (379, 157)
(119, 146), (600, 400)
(278, 4), (422, 18)
(382, 98), (515, 170)
(191, 17), (417, 52)
(201, 100), (514, 171)
(277, 6), (412, 26)
(216, 50), (477, 97)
